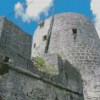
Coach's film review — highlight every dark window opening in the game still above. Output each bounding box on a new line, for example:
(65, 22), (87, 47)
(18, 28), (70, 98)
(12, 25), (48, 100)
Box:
(72, 29), (77, 34)
(27, 63), (28, 69)
(4, 56), (9, 62)
(72, 29), (77, 39)
(43, 35), (47, 41)
(0, 64), (9, 75)
(0, 96), (2, 100)
(34, 43), (36, 48)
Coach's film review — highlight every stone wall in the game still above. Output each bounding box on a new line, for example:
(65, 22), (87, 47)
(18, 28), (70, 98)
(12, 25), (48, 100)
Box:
(32, 12), (100, 100)
(31, 17), (52, 57)
(0, 16), (32, 59)
(0, 13), (100, 100)
(0, 53), (84, 100)
(0, 17), (4, 39)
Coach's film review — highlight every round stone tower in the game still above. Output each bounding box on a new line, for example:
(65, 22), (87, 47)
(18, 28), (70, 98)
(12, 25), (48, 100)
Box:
(32, 12), (100, 99)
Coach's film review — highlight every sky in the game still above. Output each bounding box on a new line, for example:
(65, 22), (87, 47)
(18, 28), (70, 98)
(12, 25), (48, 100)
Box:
(0, 0), (100, 38)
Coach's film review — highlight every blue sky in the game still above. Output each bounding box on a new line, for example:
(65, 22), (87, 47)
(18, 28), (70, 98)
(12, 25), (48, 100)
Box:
(0, 0), (100, 38)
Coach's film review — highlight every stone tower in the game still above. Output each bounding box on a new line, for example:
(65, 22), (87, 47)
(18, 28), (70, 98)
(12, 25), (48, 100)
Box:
(32, 12), (100, 99)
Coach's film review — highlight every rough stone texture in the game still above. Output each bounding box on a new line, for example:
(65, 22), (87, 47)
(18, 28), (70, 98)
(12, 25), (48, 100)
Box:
(0, 16), (32, 59)
(0, 68), (83, 100)
(0, 12), (100, 100)
(32, 12), (100, 100)
(0, 49), (84, 100)
(0, 54), (84, 100)
(31, 16), (52, 57)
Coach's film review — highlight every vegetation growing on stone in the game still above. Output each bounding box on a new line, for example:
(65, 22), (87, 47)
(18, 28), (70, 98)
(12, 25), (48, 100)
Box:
(32, 57), (46, 71)
(32, 57), (58, 75)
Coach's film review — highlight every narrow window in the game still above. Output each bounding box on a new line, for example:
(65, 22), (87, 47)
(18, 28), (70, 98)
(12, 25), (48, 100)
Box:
(34, 43), (36, 48)
(0, 64), (9, 75)
(72, 29), (77, 39)
(27, 63), (28, 69)
(4, 56), (9, 62)
(43, 35), (47, 41)
(0, 96), (2, 100)
(72, 29), (77, 34)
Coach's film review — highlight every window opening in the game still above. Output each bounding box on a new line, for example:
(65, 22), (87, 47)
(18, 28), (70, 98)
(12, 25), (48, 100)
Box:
(0, 64), (9, 75)
(34, 43), (36, 48)
(72, 29), (77, 39)
(43, 35), (47, 41)
(27, 63), (28, 69)
(72, 29), (77, 34)
(0, 96), (2, 100)
(4, 56), (9, 62)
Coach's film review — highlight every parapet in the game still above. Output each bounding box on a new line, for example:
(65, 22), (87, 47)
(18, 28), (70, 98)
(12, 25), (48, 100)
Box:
(0, 53), (84, 99)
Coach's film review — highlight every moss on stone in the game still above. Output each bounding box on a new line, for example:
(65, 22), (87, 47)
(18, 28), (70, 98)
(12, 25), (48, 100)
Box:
(32, 57), (46, 71)
(32, 57), (58, 75)
(36, 57), (45, 67)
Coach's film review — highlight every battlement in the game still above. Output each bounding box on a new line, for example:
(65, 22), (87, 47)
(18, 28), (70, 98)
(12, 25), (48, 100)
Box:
(0, 53), (84, 100)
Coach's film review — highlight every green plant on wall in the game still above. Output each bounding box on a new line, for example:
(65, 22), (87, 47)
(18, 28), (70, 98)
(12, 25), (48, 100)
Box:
(32, 57), (59, 75)
(32, 57), (46, 71)
(36, 57), (45, 66)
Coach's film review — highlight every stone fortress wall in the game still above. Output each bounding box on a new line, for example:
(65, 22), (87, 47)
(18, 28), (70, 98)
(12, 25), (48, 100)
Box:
(0, 16), (32, 59)
(0, 12), (100, 100)
(32, 13), (100, 100)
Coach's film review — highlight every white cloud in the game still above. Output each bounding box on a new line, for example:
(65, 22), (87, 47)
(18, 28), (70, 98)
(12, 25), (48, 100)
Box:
(90, 0), (100, 38)
(14, 0), (54, 23)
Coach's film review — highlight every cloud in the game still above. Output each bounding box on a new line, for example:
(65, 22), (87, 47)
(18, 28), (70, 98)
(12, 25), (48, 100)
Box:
(14, 0), (54, 23)
(90, 0), (100, 38)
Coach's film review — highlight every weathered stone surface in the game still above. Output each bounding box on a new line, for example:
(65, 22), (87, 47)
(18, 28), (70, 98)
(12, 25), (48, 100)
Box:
(32, 12), (100, 99)
(0, 16), (32, 59)
(0, 67), (83, 100)
(0, 12), (100, 100)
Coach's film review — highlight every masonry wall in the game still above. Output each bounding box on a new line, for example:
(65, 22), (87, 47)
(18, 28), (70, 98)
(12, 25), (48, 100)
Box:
(0, 53), (84, 100)
(31, 17), (52, 57)
(32, 13), (100, 100)
(0, 17), (4, 39)
(0, 16), (32, 59)
(0, 69), (82, 100)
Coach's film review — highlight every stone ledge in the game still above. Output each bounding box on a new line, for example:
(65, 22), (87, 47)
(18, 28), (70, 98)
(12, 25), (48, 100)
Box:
(3, 62), (83, 97)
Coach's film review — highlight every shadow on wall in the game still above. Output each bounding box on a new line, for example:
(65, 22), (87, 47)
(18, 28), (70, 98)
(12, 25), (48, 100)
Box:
(63, 59), (84, 99)
(29, 55), (84, 99)
(31, 55), (84, 98)
(0, 54), (84, 99)
(0, 64), (9, 75)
